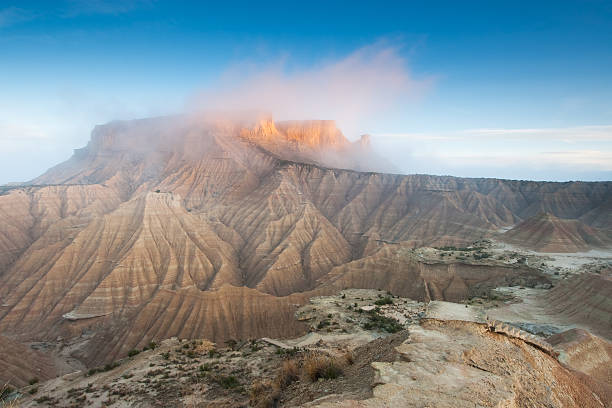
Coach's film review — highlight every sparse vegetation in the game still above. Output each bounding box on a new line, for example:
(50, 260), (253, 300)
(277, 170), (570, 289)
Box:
(343, 350), (355, 365)
(34, 395), (53, 404)
(249, 379), (280, 408)
(303, 353), (343, 381)
(473, 252), (491, 260)
(277, 359), (299, 386)
(362, 309), (403, 333)
(128, 349), (141, 357)
(374, 296), (393, 306)
(213, 374), (240, 389)
(317, 319), (331, 329)
(1, 384), (15, 403)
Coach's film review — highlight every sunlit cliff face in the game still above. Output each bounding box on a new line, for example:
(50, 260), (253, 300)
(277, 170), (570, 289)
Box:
(241, 118), (349, 150)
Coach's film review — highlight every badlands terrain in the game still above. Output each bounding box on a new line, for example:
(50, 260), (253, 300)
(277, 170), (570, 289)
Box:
(1, 116), (611, 407)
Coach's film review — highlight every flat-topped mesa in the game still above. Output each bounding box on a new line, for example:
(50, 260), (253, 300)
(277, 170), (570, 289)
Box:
(241, 117), (351, 151)
(88, 118), (173, 154)
(275, 120), (350, 150)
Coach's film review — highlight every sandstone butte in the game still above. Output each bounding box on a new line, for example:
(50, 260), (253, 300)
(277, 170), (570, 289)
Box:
(0, 115), (611, 382)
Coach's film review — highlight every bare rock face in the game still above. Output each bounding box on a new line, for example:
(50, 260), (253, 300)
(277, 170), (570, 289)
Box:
(0, 335), (57, 387)
(313, 320), (607, 407)
(0, 115), (611, 368)
(549, 328), (612, 400)
(503, 212), (612, 252)
(543, 271), (612, 340)
(319, 243), (549, 301)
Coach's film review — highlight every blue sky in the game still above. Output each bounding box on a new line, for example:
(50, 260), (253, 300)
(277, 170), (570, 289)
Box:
(1, 0), (611, 182)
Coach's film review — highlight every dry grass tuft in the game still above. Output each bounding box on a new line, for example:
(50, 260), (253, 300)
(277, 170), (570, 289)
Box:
(343, 350), (355, 365)
(277, 359), (299, 387)
(303, 352), (343, 382)
(1, 383), (19, 407)
(249, 358), (300, 407)
(194, 339), (215, 354)
(249, 379), (280, 408)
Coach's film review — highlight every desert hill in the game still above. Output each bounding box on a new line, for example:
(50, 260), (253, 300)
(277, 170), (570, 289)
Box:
(0, 116), (611, 371)
(503, 212), (612, 252)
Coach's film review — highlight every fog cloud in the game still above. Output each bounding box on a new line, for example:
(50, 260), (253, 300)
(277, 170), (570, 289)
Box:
(191, 44), (432, 138)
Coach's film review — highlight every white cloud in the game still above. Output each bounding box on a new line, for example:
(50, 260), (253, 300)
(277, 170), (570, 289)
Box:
(372, 125), (612, 181)
(191, 44), (434, 138)
(379, 125), (612, 142)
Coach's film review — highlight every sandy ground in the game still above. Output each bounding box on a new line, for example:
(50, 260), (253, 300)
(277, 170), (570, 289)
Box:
(491, 240), (612, 272)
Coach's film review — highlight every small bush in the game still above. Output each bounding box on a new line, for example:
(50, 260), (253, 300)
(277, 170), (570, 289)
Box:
(317, 320), (330, 329)
(127, 349), (140, 357)
(374, 297), (393, 306)
(28, 378), (39, 386)
(103, 362), (120, 371)
(0, 385), (14, 400)
(343, 351), (355, 365)
(213, 375), (240, 389)
(28, 387), (38, 395)
(362, 310), (403, 333)
(275, 347), (299, 357)
(249, 380), (280, 408)
(34, 395), (53, 404)
(277, 359), (299, 387)
(303, 353), (343, 382)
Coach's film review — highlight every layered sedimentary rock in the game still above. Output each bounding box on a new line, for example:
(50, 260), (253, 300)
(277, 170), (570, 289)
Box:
(543, 271), (612, 340)
(0, 115), (611, 366)
(503, 212), (612, 252)
(319, 243), (549, 301)
(0, 335), (57, 387)
(549, 328), (612, 401)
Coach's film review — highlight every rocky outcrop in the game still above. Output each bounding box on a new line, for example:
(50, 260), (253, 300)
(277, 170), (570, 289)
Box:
(319, 243), (549, 301)
(312, 320), (608, 407)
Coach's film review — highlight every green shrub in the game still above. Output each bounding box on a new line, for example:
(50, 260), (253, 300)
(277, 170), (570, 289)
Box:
(214, 375), (240, 389)
(374, 297), (393, 306)
(362, 310), (403, 333)
(317, 320), (330, 329)
(1, 385), (14, 399)
(128, 349), (140, 357)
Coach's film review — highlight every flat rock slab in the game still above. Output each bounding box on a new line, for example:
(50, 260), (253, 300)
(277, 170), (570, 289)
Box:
(424, 300), (486, 323)
(260, 337), (292, 349)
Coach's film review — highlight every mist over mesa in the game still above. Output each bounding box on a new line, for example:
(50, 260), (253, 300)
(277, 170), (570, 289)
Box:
(2, 40), (612, 183)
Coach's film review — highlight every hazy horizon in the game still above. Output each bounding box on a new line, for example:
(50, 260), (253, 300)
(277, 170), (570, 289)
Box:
(1, 1), (611, 183)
